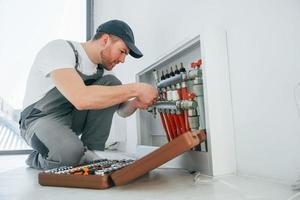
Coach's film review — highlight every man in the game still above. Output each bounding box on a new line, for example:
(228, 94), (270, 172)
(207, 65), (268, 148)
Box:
(20, 19), (158, 170)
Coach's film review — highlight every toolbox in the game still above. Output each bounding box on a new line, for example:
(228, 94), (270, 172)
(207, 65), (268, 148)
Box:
(38, 130), (206, 189)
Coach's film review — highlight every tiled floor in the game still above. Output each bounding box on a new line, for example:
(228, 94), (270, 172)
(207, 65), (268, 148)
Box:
(0, 153), (299, 200)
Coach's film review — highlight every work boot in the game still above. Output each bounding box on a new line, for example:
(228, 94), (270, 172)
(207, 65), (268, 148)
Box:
(79, 148), (102, 164)
(25, 151), (41, 169)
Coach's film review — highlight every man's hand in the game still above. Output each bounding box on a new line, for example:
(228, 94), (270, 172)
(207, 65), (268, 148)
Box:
(134, 83), (158, 109)
(193, 129), (207, 143)
(117, 84), (158, 118)
(132, 98), (148, 110)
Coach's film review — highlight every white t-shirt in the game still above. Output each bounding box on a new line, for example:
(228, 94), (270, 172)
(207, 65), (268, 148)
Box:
(22, 39), (112, 108)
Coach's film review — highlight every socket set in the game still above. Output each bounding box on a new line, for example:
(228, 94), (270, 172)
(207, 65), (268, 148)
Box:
(38, 130), (206, 189)
(43, 159), (135, 176)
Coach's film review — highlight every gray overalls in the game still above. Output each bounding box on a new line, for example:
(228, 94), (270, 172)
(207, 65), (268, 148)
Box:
(19, 41), (121, 170)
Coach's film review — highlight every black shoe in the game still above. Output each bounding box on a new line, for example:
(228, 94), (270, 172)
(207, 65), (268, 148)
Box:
(25, 151), (40, 169)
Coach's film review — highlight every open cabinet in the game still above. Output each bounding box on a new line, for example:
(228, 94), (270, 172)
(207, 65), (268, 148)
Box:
(136, 31), (236, 176)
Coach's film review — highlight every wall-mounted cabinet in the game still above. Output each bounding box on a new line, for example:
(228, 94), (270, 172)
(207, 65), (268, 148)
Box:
(135, 31), (236, 176)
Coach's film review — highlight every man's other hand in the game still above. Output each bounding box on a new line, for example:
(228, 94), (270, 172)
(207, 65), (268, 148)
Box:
(134, 83), (158, 109)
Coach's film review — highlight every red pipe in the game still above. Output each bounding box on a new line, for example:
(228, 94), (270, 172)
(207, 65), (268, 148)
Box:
(163, 112), (173, 139)
(173, 114), (182, 136)
(170, 114), (179, 137)
(181, 85), (191, 132)
(177, 88), (182, 100)
(159, 112), (170, 142)
(184, 110), (191, 132)
(164, 113), (174, 140)
(182, 86), (189, 100)
(177, 87), (187, 133)
(166, 112), (176, 139)
(178, 112), (187, 133)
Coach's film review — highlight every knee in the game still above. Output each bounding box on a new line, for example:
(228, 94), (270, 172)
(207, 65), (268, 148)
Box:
(57, 142), (85, 166)
(96, 75), (122, 86)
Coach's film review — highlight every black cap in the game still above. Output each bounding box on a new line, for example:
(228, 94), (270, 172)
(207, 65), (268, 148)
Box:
(96, 20), (143, 58)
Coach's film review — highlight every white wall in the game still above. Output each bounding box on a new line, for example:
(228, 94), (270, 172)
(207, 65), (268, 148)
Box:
(0, 0), (86, 109)
(94, 0), (300, 183)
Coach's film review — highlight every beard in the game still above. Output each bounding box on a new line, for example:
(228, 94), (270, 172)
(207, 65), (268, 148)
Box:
(100, 47), (115, 71)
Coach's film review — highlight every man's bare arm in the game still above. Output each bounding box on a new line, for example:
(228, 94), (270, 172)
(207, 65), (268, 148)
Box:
(50, 68), (157, 110)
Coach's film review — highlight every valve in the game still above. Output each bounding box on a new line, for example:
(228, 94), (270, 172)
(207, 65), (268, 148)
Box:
(196, 59), (202, 68)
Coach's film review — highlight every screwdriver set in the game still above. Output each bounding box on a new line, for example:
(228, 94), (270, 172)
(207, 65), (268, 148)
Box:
(38, 130), (206, 189)
(42, 159), (135, 176)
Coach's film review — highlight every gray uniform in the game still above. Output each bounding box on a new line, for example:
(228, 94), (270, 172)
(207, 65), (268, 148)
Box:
(19, 41), (121, 170)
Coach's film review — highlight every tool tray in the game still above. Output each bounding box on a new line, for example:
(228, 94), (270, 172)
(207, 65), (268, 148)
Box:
(38, 130), (205, 189)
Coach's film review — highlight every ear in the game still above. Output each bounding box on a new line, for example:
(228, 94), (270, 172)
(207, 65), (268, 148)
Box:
(101, 34), (110, 46)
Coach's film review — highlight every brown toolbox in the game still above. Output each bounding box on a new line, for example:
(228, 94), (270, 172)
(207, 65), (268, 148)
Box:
(38, 130), (206, 189)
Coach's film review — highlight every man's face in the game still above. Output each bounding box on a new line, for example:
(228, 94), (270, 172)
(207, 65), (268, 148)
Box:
(100, 37), (129, 71)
